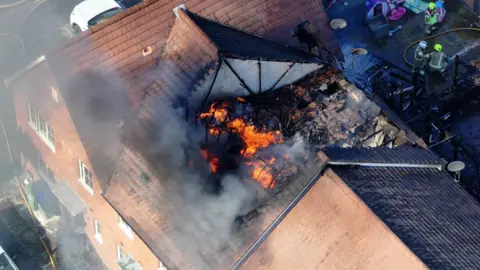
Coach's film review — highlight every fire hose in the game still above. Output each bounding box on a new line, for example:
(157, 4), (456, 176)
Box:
(403, 27), (480, 67)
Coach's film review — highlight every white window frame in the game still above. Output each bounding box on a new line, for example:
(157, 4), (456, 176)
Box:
(78, 159), (94, 195)
(94, 220), (102, 244)
(28, 103), (55, 152)
(51, 86), (59, 103)
(118, 216), (134, 240)
(116, 244), (125, 261)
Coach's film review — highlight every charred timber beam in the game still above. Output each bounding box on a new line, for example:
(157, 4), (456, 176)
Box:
(268, 63), (295, 92)
(237, 148), (248, 166)
(355, 129), (385, 146)
(222, 131), (231, 149)
(223, 59), (255, 95)
(216, 115), (229, 142)
(254, 159), (271, 182)
(201, 61), (222, 109)
(429, 134), (456, 148)
(379, 137), (397, 147)
(258, 60), (262, 93)
(270, 165), (287, 188)
(405, 110), (433, 123)
(205, 107), (217, 143)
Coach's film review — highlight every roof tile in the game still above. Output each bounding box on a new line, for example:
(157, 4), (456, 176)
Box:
(51, 0), (338, 86)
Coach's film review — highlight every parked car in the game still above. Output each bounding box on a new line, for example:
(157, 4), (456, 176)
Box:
(70, 0), (124, 33)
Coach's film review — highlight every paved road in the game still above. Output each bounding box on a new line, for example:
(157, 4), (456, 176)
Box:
(0, 0), (79, 77)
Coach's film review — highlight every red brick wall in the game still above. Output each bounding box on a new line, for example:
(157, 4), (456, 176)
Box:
(11, 60), (161, 270)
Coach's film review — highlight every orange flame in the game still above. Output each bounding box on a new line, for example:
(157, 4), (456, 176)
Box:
(200, 149), (219, 173)
(227, 119), (283, 158)
(199, 102), (228, 122)
(209, 127), (221, 136)
(199, 101), (284, 189)
(250, 158), (276, 188)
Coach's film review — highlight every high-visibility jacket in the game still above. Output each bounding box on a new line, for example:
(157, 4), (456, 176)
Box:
(425, 9), (438, 25)
(429, 51), (448, 71)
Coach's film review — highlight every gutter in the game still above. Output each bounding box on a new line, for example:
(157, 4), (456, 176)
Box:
(232, 162), (327, 269)
(4, 55), (46, 88)
(327, 161), (443, 170)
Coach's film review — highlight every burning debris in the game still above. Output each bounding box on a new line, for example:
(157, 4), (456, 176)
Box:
(195, 69), (407, 192)
(198, 71), (412, 192)
(197, 100), (287, 189)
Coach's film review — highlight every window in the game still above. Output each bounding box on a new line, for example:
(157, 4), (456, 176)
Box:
(78, 159), (93, 195)
(117, 245), (125, 261)
(28, 103), (55, 151)
(94, 220), (102, 244)
(118, 216), (134, 240)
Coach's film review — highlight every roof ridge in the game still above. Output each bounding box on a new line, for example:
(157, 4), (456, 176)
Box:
(177, 9), (218, 54)
(186, 11), (321, 61)
(320, 146), (445, 170)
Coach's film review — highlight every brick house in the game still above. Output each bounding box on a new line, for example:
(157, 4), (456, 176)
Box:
(9, 56), (162, 269)
(6, 0), (340, 269)
(9, 0), (480, 269)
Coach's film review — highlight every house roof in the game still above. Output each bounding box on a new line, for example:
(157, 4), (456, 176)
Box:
(242, 168), (427, 270)
(324, 146), (480, 269)
(49, 0), (339, 85)
(102, 10), (329, 269)
(187, 12), (321, 63)
(240, 146), (480, 269)
(103, 145), (324, 270)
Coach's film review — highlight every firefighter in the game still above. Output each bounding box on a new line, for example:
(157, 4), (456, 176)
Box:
(428, 44), (449, 74)
(413, 41), (428, 75)
(425, 2), (438, 35)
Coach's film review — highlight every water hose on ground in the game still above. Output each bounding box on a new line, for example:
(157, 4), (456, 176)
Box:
(403, 27), (480, 67)
(0, 119), (56, 270)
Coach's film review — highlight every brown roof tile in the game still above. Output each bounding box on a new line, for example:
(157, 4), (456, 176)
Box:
(101, 9), (328, 269)
(242, 169), (427, 270)
(50, 0), (339, 87)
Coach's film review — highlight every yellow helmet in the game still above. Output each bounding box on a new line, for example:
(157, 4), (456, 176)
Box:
(434, 44), (443, 52)
(428, 2), (436, 9)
